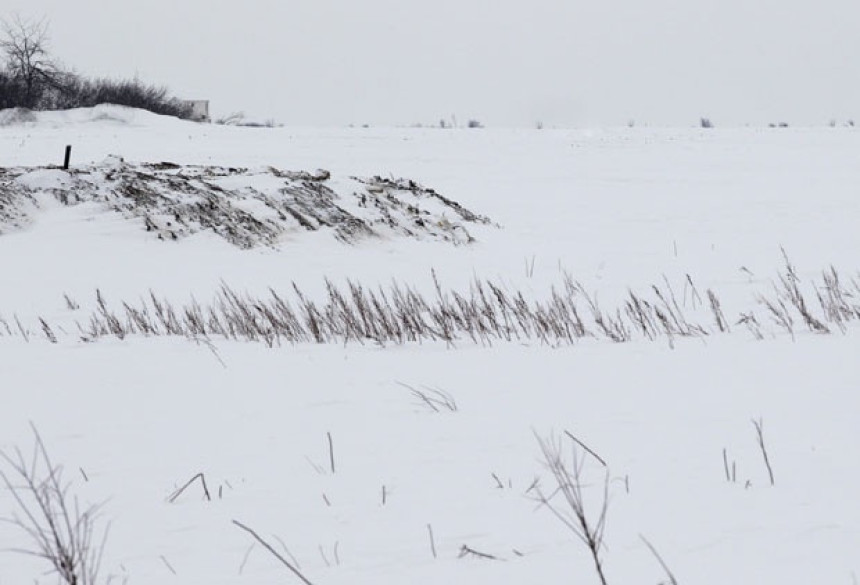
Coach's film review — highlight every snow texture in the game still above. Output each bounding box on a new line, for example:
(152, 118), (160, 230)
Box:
(0, 106), (858, 585)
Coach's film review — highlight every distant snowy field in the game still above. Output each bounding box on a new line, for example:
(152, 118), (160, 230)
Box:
(1, 106), (859, 584)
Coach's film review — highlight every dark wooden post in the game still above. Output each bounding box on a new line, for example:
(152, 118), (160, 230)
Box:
(63, 145), (71, 170)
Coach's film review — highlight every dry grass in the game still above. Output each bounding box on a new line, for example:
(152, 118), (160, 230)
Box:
(73, 273), (717, 348)
(534, 432), (610, 585)
(2, 256), (859, 350)
(0, 424), (110, 585)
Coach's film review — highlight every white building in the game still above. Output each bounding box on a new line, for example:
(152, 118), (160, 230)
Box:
(182, 100), (210, 122)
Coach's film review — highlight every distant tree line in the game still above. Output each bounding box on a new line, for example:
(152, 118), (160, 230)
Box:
(0, 15), (193, 118)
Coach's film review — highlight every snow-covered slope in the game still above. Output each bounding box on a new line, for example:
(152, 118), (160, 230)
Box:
(0, 108), (858, 584)
(0, 104), (181, 128)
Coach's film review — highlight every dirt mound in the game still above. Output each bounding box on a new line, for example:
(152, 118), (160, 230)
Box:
(0, 159), (493, 247)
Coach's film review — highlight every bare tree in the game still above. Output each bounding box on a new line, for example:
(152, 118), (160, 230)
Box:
(0, 15), (62, 107)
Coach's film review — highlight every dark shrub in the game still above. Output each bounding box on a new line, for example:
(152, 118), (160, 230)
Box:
(0, 69), (26, 109)
(54, 77), (193, 119)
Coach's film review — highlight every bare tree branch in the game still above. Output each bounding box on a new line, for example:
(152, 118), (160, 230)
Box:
(0, 15), (62, 107)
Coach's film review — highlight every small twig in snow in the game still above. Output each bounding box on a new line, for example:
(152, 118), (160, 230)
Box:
(318, 545), (330, 567)
(160, 555), (177, 575)
(327, 431), (335, 474)
(238, 542), (256, 574)
(491, 472), (505, 489)
(232, 520), (315, 585)
(640, 535), (677, 585)
(427, 524), (438, 559)
(752, 418), (775, 486)
(458, 544), (500, 561)
(168, 472), (211, 503)
(564, 430), (607, 467)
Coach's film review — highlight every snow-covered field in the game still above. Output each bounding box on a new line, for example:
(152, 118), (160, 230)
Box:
(1, 106), (859, 584)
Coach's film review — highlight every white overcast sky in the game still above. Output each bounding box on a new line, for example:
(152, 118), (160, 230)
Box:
(4, 0), (859, 126)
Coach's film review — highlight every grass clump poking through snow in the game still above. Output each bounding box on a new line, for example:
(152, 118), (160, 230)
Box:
(2, 256), (856, 348)
(0, 424), (110, 585)
(535, 433), (610, 585)
(73, 258), (855, 347)
(76, 272), (718, 347)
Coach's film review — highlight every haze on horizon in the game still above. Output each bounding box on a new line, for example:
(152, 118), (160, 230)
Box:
(3, 0), (858, 127)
